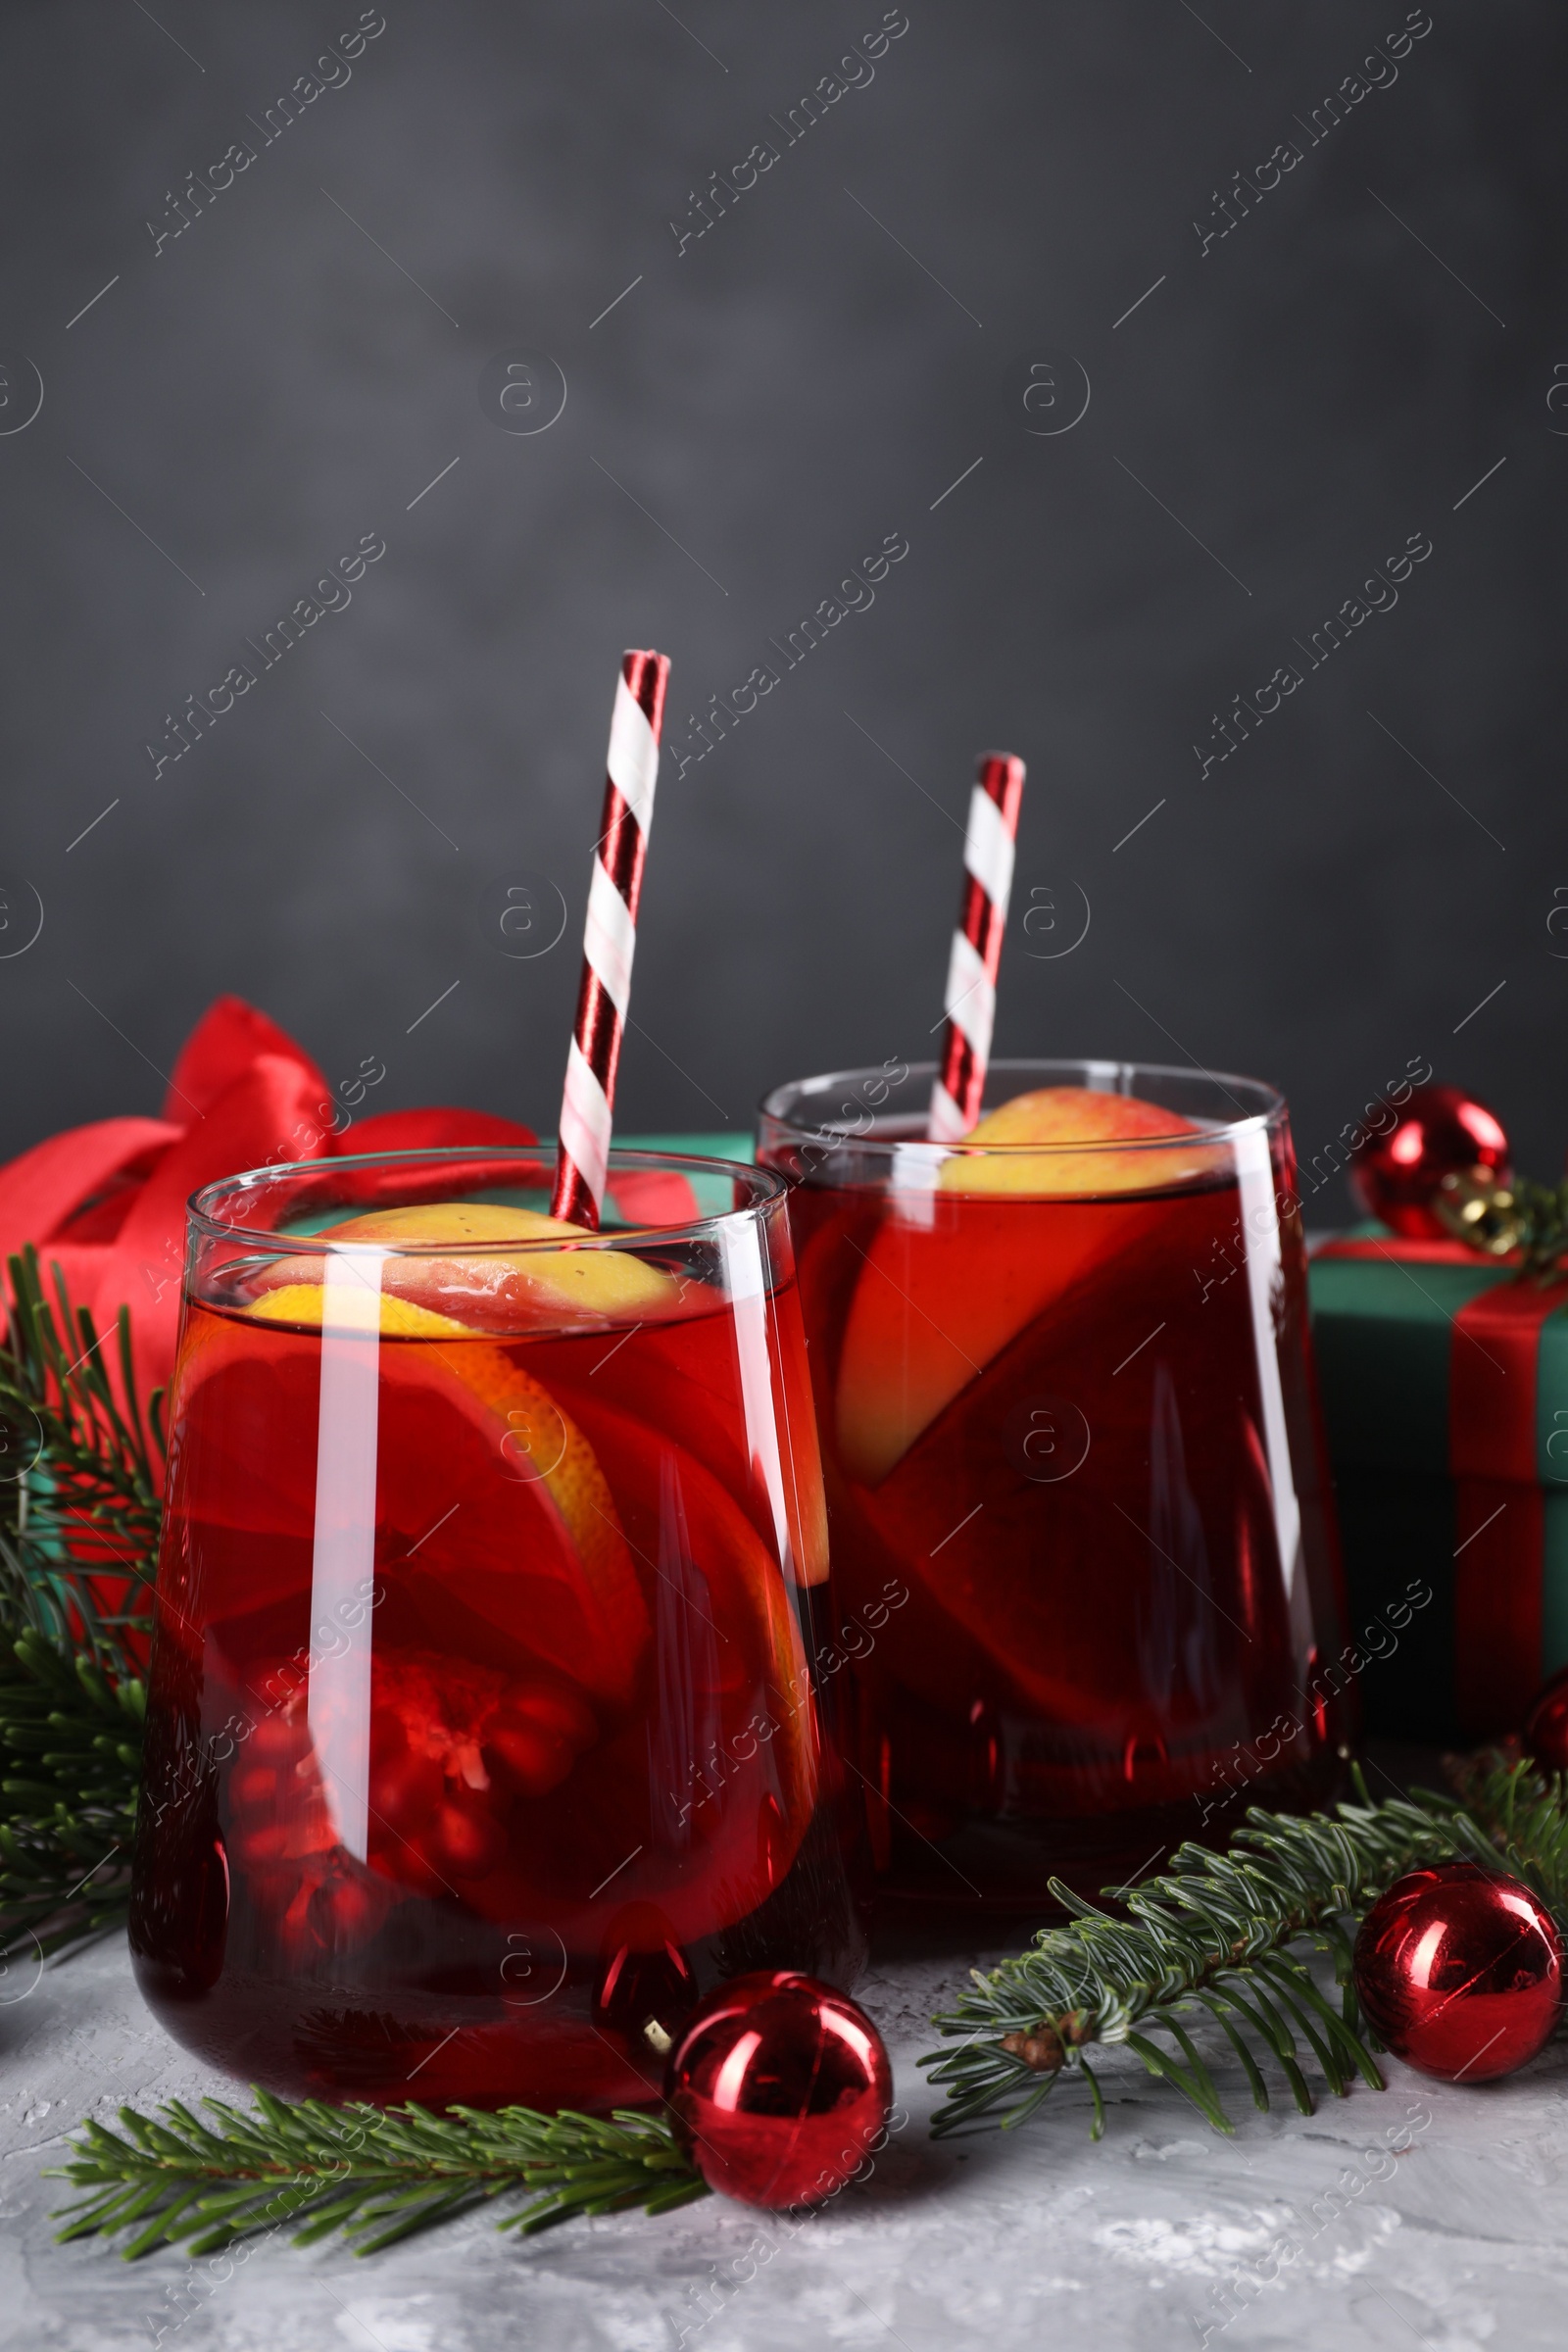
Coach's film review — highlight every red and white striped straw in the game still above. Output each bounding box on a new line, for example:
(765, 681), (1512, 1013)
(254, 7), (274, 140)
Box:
(551, 649), (671, 1228)
(928, 752), (1027, 1142)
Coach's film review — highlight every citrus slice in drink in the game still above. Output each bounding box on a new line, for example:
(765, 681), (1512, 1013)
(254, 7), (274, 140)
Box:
(255, 1200), (677, 1333)
(397, 1408), (813, 1945)
(367, 1335), (649, 1709)
(165, 1300), (649, 1713)
(564, 1391), (815, 1793)
(564, 1297), (831, 1589)
(223, 1401), (819, 1943)
(835, 1088), (1209, 1483)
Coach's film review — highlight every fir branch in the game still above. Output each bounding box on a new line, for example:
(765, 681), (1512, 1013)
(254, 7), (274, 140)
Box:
(920, 1784), (1472, 2139)
(49, 2093), (707, 2257)
(0, 1620), (143, 1955)
(0, 1246), (163, 1588)
(0, 1250), (157, 1958)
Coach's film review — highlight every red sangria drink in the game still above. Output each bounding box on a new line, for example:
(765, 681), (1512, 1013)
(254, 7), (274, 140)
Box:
(758, 1060), (1351, 1913)
(130, 1148), (866, 2107)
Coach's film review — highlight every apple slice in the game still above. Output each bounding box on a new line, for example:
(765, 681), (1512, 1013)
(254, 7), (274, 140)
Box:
(939, 1086), (1214, 1197)
(836, 1086), (1211, 1485)
(254, 1200), (676, 1331)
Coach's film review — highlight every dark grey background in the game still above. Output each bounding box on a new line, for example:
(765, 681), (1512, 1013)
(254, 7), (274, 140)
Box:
(0, 1), (1562, 1206)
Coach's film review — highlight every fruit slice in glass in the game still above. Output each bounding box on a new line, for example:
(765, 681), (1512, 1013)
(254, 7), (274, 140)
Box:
(758, 1059), (1350, 1912)
(130, 1147), (865, 2108)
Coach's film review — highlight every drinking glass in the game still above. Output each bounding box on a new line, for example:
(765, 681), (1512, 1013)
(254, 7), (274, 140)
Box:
(130, 1146), (865, 2106)
(757, 1058), (1351, 1912)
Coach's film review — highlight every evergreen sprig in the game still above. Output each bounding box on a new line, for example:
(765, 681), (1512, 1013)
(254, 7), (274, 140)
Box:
(0, 1622), (144, 1954)
(0, 1245), (164, 1583)
(0, 1250), (156, 1957)
(49, 2092), (707, 2257)
(920, 1779), (1494, 2139)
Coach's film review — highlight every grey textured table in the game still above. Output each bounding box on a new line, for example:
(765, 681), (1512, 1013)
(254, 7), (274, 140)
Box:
(2, 1910), (1565, 2352)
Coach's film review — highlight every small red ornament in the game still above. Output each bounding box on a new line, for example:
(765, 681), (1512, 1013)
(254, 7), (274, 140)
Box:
(1524, 1666), (1568, 1777)
(1353, 1861), (1562, 2082)
(1349, 1084), (1510, 1239)
(664, 1971), (893, 2210)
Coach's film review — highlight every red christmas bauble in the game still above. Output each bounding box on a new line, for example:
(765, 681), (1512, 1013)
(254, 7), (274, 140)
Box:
(1524, 1667), (1568, 1777)
(1352, 1861), (1562, 2082)
(664, 1971), (893, 2209)
(1348, 1084), (1510, 1239)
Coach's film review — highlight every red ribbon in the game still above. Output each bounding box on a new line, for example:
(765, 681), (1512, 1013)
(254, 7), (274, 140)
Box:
(0, 997), (538, 1446)
(1448, 1278), (1568, 1730)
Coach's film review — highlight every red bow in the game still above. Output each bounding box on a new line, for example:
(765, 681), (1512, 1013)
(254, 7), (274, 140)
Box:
(0, 997), (538, 1419)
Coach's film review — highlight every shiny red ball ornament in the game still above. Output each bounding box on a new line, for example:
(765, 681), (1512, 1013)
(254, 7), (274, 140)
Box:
(1348, 1084), (1510, 1239)
(663, 1971), (893, 2209)
(1523, 1666), (1568, 1777)
(1352, 1861), (1562, 2082)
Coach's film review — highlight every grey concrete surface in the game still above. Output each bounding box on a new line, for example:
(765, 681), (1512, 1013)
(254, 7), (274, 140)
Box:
(2, 1922), (1563, 2350)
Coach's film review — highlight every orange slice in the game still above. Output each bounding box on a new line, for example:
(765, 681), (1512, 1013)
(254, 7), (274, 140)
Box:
(247, 1287), (470, 1338)
(837, 1086), (1210, 1483)
(165, 1291), (650, 1707)
(564, 1390), (818, 1839)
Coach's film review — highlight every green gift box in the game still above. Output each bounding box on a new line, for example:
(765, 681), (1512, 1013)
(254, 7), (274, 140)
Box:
(1307, 1234), (1568, 1741)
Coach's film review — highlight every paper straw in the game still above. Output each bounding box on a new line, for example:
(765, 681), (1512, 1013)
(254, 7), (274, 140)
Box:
(928, 752), (1027, 1142)
(551, 650), (671, 1227)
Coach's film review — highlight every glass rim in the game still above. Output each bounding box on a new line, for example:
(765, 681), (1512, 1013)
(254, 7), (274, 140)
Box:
(758, 1056), (1286, 1154)
(187, 1142), (787, 1253)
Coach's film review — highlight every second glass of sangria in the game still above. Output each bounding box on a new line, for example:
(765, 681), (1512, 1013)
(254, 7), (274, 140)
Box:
(758, 1058), (1350, 1914)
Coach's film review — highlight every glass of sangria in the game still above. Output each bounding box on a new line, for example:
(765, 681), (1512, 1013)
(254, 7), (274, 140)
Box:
(757, 1058), (1351, 1915)
(130, 1145), (865, 2107)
